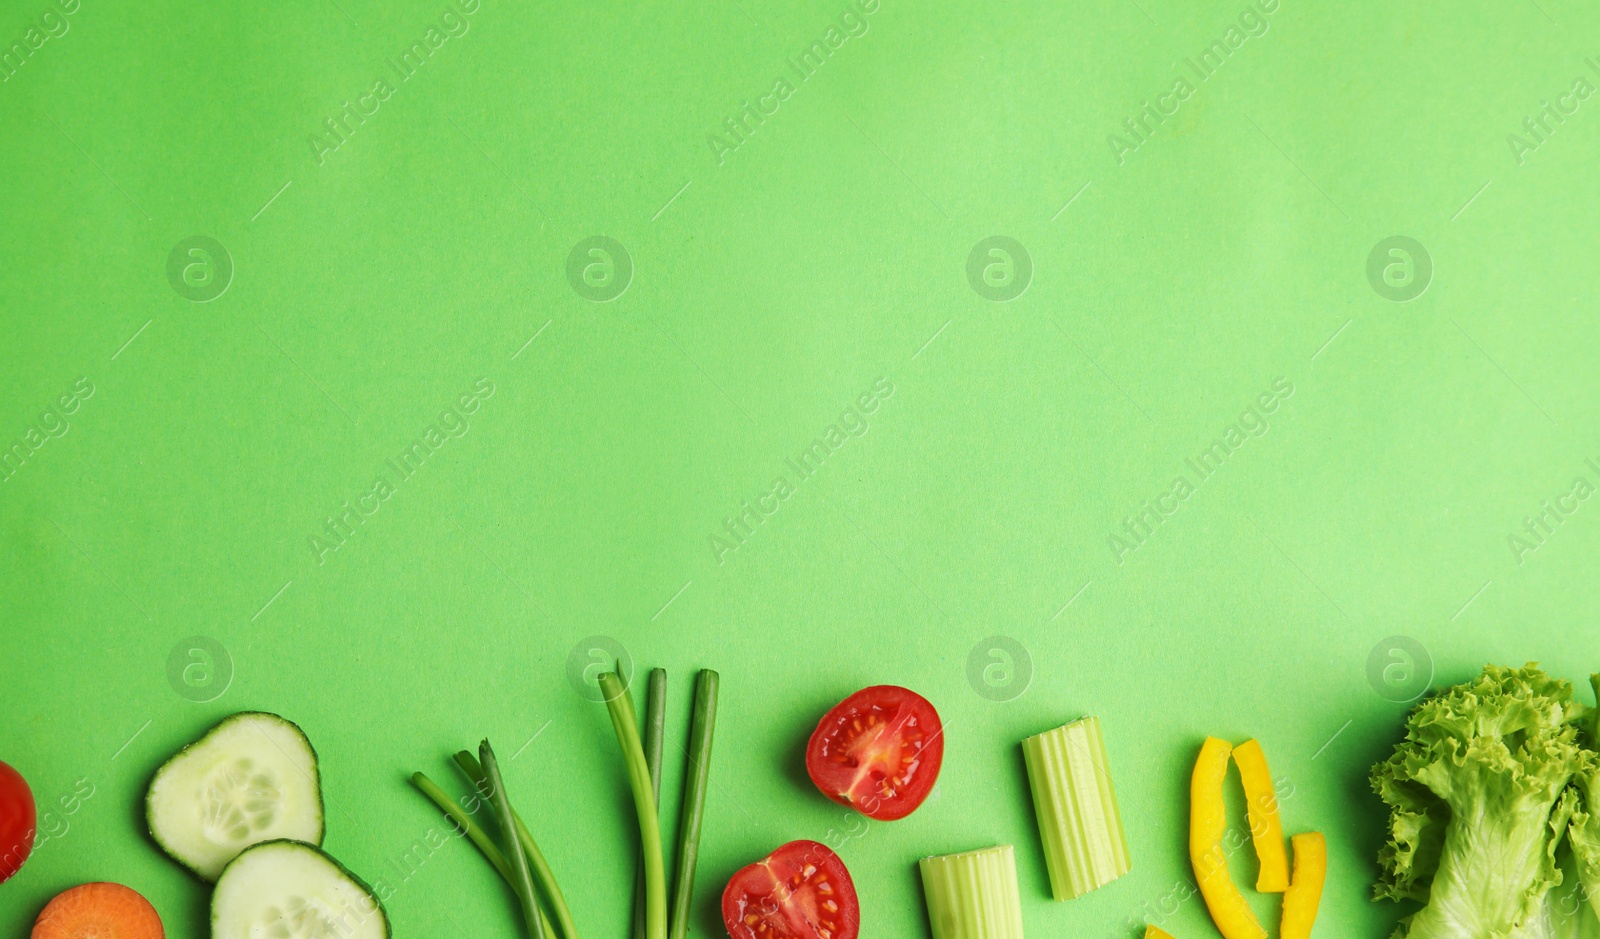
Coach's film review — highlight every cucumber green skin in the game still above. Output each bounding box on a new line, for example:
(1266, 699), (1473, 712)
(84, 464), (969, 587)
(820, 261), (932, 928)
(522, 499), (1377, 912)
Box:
(144, 711), (325, 881)
(212, 839), (391, 939)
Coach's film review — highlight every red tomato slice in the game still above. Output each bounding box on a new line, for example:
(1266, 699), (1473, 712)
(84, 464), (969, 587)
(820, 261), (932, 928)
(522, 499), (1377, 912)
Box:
(0, 759), (36, 884)
(722, 840), (859, 939)
(805, 685), (943, 821)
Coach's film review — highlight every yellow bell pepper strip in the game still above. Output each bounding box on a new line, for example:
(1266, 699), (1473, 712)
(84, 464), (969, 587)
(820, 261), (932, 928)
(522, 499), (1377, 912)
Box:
(1281, 832), (1327, 939)
(1144, 926), (1179, 939)
(1232, 739), (1289, 892)
(1190, 737), (1266, 939)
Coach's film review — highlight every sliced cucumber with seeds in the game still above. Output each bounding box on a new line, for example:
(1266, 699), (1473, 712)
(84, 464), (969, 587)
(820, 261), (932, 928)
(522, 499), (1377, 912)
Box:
(213, 839), (389, 939)
(147, 711), (325, 880)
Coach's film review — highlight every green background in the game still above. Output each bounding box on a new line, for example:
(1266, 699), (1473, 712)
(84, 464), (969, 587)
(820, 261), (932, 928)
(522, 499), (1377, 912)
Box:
(3, 0), (1600, 935)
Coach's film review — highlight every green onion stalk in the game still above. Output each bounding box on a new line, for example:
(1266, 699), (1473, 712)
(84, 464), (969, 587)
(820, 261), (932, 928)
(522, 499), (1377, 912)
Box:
(600, 670), (668, 939)
(633, 669), (668, 939)
(481, 740), (546, 939)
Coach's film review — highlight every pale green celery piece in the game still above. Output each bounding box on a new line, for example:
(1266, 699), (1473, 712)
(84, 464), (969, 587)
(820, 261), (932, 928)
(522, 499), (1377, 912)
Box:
(1021, 715), (1131, 901)
(918, 845), (1025, 939)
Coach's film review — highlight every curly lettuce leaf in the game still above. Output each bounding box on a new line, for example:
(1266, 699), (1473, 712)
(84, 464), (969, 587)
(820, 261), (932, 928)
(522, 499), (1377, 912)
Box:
(1565, 677), (1600, 925)
(1372, 664), (1589, 939)
(1509, 804), (1600, 939)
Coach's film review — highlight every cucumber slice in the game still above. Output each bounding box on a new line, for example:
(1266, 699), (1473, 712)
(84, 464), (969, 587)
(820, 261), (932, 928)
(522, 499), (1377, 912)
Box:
(213, 839), (389, 939)
(147, 712), (325, 881)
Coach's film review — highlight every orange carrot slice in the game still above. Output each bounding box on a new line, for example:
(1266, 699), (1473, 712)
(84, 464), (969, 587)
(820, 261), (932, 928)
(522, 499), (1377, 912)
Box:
(1232, 739), (1289, 892)
(32, 882), (164, 939)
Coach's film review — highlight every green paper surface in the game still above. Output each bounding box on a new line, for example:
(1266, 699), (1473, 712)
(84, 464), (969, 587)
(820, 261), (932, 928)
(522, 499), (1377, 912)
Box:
(3, 0), (1600, 936)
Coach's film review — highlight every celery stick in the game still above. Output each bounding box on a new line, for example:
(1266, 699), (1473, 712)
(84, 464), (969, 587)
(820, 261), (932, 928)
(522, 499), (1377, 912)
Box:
(1022, 716), (1131, 900)
(919, 845), (1024, 939)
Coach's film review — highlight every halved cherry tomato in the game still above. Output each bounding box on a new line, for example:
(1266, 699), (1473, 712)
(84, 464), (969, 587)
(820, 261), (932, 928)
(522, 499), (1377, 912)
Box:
(805, 685), (943, 821)
(722, 840), (859, 939)
(0, 759), (35, 884)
